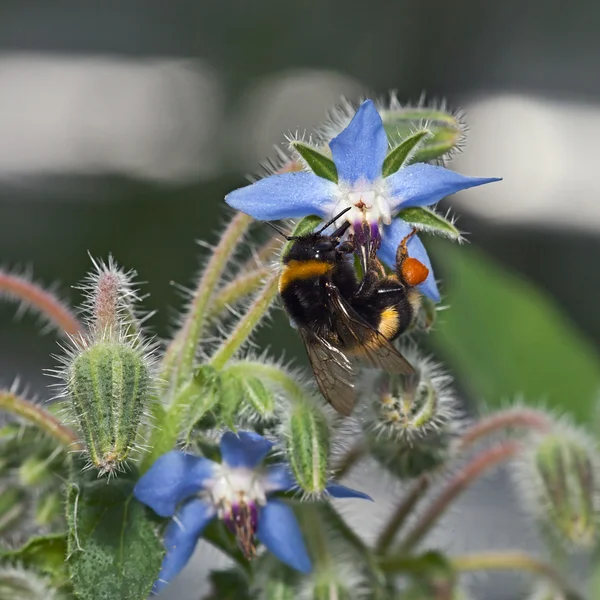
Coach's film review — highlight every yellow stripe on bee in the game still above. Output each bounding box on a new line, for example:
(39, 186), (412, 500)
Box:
(279, 260), (333, 292)
(378, 306), (400, 340)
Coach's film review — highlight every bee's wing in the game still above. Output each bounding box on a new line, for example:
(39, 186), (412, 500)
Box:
(326, 283), (416, 376)
(299, 328), (357, 416)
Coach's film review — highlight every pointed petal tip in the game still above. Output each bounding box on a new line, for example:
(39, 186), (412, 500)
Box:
(220, 430), (274, 469)
(325, 482), (373, 501)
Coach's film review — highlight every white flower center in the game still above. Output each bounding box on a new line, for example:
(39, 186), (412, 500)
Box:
(334, 179), (392, 227)
(207, 465), (267, 517)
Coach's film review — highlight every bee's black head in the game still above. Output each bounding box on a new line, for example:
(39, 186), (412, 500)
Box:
(283, 233), (340, 264)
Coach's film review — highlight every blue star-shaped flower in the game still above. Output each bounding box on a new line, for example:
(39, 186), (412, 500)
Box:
(225, 99), (500, 301)
(134, 431), (370, 594)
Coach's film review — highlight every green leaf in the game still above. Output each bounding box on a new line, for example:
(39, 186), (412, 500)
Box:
(382, 130), (430, 177)
(430, 243), (600, 422)
(66, 471), (163, 600)
(281, 215), (323, 259)
(397, 207), (462, 241)
(0, 533), (69, 587)
(291, 142), (338, 183)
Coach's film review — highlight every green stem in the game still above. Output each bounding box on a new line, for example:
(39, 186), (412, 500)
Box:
(163, 212), (253, 387)
(0, 390), (82, 450)
(206, 266), (270, 321)
(210, 274), (279, 370)
(375, 474), (430, 555)
(139, 378), (204, 474)
(452, 551), (570, 593)
(459, 408), (553, 450)
(226, 361), (306, 403)
(399, 441), (521, 552)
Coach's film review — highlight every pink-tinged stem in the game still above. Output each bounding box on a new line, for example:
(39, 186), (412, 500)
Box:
(0, 390), (82, 450)
(400, 441), (522, 552)
(459, 408), (553, 450)
(0, 271), (84, 336)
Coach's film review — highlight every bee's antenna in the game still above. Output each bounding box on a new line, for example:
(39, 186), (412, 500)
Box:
(316, 207), (352, 235)
(267, 222), (294, 240)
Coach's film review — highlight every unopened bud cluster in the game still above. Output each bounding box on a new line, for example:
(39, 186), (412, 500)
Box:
(515, 421), (600, 549)
(57, 258), (155, 475)
(362, 349), (460, 478)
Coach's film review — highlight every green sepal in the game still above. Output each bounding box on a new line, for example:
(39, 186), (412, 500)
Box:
(381, 106), (464, 163)
(397, 207), (462, 241)
(382, 130), (430, 177)
(181, 365), (221, 441)
(219, 372), (244, 430)
(66, 468), (163, 600)
(291, 141), (338, 183)
(0, 533), (69, 588)
(281, 215), (323, 259)
(242, 376), (275, 418)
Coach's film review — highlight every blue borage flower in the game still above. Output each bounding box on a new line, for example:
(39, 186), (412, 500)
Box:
(225, 99), (500, 301)
(134, 431), (370, 593)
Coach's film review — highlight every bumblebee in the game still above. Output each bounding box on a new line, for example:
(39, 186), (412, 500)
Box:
(277, 209), (430, 415)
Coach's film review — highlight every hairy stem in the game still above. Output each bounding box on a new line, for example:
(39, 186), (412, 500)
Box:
(332, 443), (366, 479)
(459, 408), (553, 450)
(226, 361), (306, 403)
(240, 233), (282, 271)
(0, 271), (84, 336)
(452, 551), (570, 593)
(210, 274), (279, 370)
(206, 266), (271, 321)
(163, 213), (253, 387)
(0, 390), (82, 450)
(400, 441), (521, 552)
(376, 474), (430, 554)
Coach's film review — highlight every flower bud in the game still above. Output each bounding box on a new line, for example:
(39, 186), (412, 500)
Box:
(362, 349), (460, 479)
(0, 566), (60, 600)
(284, 398), (330, 495)
(68, 341), (151, 474)
(515, 423), (600, 549)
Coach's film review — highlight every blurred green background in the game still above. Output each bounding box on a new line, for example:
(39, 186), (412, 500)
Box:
(0, 2), (599, 598)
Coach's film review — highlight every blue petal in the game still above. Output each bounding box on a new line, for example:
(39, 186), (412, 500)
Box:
(220, 431), (274, 469)
(386, 163), (501, 212)
(134, 451), (218, 518)
(325, 482), (373, 501)
(153, 498), (216, 594)
(256, 499), (312, 573)
(225, 172), (337, 221)
(378, 218), (440, 302)
(329, 99), (388, 184)
(263, 464), (296, 493)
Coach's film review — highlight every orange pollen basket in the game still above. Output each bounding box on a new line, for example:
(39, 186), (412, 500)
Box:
(401, 257), (429, 287)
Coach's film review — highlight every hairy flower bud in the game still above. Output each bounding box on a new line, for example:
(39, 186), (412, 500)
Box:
(54, 257), (156, 475)
(515, 422), (600, 549)
(362, 349), (460, 479)
(68, 341), (151, 474)
(283, 398), (331, 495)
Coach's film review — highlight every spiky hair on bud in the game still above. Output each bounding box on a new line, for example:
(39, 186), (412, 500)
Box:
(513, 415), (600, 550)
(49, 256), (159, 477)
(76, 254), (149, 341)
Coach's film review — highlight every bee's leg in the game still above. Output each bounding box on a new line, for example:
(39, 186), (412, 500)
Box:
(396, 228), (419, 267)
(355, 268), (381, 298)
